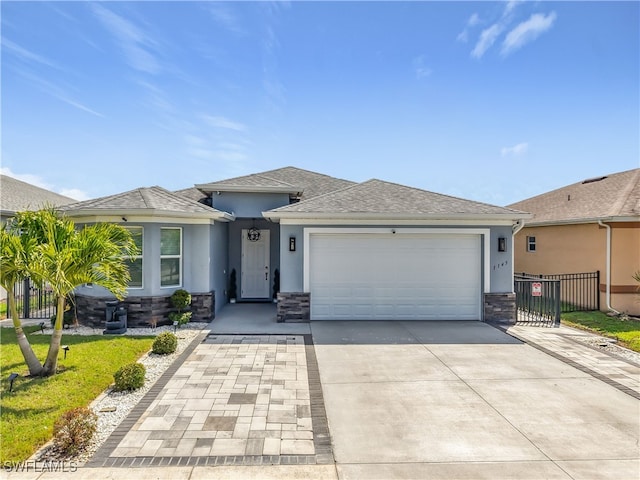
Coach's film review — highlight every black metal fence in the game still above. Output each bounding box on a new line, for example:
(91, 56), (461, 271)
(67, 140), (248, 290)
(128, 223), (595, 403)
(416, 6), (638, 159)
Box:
(514, 276), (561, 327)
(10, 278), (55, 319)
(514, 271), (600, 312)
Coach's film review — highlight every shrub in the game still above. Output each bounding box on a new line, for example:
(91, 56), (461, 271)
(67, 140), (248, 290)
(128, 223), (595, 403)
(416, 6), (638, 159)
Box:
(170, 289), (191, 310)
(168, 310), (192, 326)
(113, 362), (146, 391)
(152, 332), (178, 355)
(53, 407), (98, 455)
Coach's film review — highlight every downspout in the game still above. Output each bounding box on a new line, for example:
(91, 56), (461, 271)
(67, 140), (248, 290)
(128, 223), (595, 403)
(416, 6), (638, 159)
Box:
(511, 220), (526, 291)
(598, 220), (620, 315)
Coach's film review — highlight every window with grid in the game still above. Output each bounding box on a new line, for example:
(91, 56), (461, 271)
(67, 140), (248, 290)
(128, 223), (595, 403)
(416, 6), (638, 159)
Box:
(125, 227), (143, 288)
(526, 235), (536, 252)
(161, 227), (182, 287)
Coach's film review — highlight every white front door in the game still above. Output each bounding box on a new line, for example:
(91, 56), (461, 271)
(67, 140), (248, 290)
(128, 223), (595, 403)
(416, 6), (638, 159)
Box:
(241, 229), (270, 299)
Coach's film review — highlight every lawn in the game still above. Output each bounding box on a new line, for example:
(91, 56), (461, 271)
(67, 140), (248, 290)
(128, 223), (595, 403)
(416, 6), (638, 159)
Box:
(561, 310), (640, 353)
(0, 325), (154, 462)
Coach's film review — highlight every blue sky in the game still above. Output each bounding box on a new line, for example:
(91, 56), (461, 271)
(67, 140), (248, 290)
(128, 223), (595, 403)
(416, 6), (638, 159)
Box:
(2, 1), (638, 205)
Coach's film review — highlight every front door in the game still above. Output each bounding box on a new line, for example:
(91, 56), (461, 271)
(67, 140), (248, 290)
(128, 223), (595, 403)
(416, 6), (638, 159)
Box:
(241, 229), (270, 299)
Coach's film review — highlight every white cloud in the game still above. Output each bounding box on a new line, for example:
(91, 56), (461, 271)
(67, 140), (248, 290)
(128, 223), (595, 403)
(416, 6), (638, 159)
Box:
(0, 168), (88, 200)
(471, 23), (504, 59)
(91, 4), (160, 74)
(412, 55), (433, 79)
(202, 115), (247, 132)
(501, 12), (557, 56)
(456, 13), (481, 43)
(207, 3), (246, 35)
(1, 38), (58, 69)
(501, 142), (529, 156)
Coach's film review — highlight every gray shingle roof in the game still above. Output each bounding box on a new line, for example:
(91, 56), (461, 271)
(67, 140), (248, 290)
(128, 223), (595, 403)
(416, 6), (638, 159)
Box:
(196, 166), (355, 201)
(61, 186), (232, 219)
(507, 168), (640, 224)
(266, 179), (528, 219)
(0, 175), (75, 214)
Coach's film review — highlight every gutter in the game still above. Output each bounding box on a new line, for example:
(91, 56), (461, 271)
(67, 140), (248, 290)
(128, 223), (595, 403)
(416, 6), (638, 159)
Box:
(598, 220), (620, 315)
(511, 220), (526, 291)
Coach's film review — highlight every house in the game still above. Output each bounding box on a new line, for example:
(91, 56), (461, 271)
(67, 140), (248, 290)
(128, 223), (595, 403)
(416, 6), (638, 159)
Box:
(0, 174), (76, 223)
(508, 168), (640, 316)
(61, 167), (530, 326)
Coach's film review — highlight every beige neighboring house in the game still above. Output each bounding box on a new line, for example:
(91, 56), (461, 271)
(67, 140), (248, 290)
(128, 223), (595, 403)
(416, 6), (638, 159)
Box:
(508, 168), (640, 316)
(0, 174), (76, 223)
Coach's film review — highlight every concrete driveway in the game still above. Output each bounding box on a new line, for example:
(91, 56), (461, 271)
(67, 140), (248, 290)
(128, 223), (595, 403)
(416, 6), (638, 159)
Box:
(311, 321), (640, 480)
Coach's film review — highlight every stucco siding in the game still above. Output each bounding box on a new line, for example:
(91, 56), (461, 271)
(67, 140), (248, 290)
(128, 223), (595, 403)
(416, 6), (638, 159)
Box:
(210, 222), (228, 313)
(210, 192), (290, 218)
(514, 223), (640, 315)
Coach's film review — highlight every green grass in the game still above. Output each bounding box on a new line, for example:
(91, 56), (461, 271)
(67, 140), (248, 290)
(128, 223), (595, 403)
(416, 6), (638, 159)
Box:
(561, 310), (640, 353)
(0, 326), (154, 462)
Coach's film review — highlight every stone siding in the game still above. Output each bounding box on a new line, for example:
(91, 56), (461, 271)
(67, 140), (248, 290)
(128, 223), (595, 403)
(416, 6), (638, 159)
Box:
(277, 292), (310, 323)
(483, 292), (516, 324)
(75, 291), (215, 328)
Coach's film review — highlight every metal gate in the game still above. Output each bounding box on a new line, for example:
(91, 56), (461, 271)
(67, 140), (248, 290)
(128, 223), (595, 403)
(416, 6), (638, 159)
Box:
(514, 276), (561, 327)
(11, 278), (55, 319)
(515, 271), (599, 312)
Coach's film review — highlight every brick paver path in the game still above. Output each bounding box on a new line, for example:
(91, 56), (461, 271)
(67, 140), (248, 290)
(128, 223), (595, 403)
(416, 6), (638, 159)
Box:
(88, 334), (333, 467)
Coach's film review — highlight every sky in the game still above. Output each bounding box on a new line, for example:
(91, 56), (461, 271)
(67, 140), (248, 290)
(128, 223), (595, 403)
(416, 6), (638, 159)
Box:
(1, 1), (638, 206)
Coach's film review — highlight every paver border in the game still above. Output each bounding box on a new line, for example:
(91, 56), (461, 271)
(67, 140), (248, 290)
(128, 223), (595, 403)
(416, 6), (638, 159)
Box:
(491, 323), (640, 400)
(85, 333), (335, 468)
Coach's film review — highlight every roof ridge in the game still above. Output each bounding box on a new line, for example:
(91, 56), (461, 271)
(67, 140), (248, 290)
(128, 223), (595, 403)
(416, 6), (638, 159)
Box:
(270, 179), (365, 211)
(610, 168), (640, 216)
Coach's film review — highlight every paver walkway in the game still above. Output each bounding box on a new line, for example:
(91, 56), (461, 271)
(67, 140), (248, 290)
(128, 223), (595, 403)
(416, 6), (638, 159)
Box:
(87, 333), (332, 468)
(500, 323), (640, 399)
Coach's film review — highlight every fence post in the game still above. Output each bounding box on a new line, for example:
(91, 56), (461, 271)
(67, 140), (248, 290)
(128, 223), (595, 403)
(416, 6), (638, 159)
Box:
(596, 270), (601, 311)
(23, 278), (31, 319)
(554, 280), (561, 327)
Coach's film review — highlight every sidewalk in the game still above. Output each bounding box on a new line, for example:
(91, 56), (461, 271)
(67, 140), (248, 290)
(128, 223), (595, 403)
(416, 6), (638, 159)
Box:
(500, 323), (640, 399)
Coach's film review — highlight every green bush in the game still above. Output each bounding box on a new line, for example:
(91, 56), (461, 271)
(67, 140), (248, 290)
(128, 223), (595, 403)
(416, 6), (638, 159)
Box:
(113, 362), (146, 391)
(53, 407), (98, 455)
(152, 332), (178, 355)
(170, 289), (191, 310)
(168, 311), (192, 326)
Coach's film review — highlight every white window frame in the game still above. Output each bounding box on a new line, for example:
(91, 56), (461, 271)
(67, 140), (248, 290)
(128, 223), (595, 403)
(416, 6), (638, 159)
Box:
(125, 226), (144, 289)
(160, 227), (182, 288)
(526, 235), (536, 252)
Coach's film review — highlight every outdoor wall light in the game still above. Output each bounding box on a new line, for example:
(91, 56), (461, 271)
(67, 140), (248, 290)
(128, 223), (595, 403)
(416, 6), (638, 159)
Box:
(39, 321), (45, 334)
(173, 320), (178, 333)
(8, 373), (19, 392)
(289, 236), (296, 252)
(498, 237), (507, 252)
(62, 345), (70, 359)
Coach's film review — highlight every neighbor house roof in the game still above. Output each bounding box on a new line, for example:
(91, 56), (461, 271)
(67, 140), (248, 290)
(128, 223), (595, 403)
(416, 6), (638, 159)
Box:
(0, 175), (75, 215)
(265, 179), (529, 221)
(507, 168), (640, 225)
(195, 166), (355, 201)
(61, 186), (234, 221)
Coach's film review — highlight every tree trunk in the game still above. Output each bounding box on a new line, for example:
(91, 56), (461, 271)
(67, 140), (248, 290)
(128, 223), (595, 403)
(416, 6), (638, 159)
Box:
(41, 296), (65, 376)
(8, 293), (44, 376)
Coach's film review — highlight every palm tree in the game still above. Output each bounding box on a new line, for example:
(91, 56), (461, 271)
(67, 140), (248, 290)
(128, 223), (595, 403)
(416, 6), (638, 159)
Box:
(0, 223), (44, 376)
(3, 209), (138, 377)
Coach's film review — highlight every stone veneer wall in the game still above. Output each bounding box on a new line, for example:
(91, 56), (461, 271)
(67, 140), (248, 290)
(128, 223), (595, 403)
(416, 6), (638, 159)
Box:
(483, 292), (516, 324)
(277, 292), (310, 323)
(75, 291), (215, 328)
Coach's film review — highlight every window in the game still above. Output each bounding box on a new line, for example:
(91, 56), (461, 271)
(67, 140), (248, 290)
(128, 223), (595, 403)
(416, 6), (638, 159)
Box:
(126, 227), (143, 288)
(161, 227), (182, 287)
(526, 236), (536, 252)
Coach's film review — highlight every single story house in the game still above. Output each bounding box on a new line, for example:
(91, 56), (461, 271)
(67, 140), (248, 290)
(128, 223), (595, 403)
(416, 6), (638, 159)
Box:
(508, 168), (640, 316)
(61, 167), (530, 326)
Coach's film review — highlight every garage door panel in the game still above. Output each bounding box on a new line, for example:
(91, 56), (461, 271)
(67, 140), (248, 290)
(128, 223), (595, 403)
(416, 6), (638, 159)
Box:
(310, 233), (481, 321)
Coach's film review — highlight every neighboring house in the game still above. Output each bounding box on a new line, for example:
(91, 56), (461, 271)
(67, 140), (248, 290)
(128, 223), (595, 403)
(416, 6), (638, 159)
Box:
(61, 166), (530, 326)
(508, 168), (640, 316)
(0, 174), (76, 223)
(0, 175), (76, 302)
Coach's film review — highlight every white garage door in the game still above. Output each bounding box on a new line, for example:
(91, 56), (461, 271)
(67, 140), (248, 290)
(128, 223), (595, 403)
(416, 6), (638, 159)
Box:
(309, 233), (481, 320)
